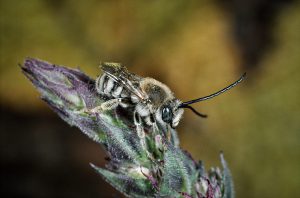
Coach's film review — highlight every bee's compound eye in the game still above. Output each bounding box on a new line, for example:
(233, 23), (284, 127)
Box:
(162, 106), (173, 123)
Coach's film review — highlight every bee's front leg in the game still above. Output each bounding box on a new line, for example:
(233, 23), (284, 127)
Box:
(144, 114), (156, 126)
(133, 110), (155, 161)
(143, 114), (158, 132)
(135, 103), (158, 131)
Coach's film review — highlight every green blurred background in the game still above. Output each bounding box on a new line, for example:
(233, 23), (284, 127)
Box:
(1, 0), (299, 197)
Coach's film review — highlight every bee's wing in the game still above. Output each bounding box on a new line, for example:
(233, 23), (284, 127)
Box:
(100, 63), (146, 100)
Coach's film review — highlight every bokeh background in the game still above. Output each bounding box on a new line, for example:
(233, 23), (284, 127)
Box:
(1, 0), (299, 197)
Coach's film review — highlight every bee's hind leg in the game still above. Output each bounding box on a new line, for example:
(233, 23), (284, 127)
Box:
(99, 98), (122, 111)
(87, 98), (125, 114)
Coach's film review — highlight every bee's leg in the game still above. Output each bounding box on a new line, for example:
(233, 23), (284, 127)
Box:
(134, 110), (146, 143)
(135, 103), (150, 117)
(144, 114), (159, 133)
(134, 110), (155, 160)
(144, 114), (155, 126)
(99, 98), (122, 111)
(135, 103), (158, 131)
(133, 110), (142, 129)
(86, 98), (123, 114)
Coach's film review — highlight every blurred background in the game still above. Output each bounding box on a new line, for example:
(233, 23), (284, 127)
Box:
(1, 0), (299, 197)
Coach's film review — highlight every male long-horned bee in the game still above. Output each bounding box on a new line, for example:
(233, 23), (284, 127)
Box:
(95, 63), (246, 131)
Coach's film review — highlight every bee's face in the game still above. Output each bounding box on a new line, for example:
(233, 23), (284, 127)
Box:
(157, 99), (184, 128)
(139, 78), (184, 128)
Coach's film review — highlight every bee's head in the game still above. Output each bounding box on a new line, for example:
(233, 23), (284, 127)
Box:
(157, 73), (246, 128)
(158, 99), (184, 128)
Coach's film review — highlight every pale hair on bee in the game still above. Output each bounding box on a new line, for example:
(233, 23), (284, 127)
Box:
(95, 62), (246, 130)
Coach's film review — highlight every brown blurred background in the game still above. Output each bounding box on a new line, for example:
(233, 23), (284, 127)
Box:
(1, 0), (299, 197)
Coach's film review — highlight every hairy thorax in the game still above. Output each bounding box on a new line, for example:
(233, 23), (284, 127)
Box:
(139, 78), (174, 109)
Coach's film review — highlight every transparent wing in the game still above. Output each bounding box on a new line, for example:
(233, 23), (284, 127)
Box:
(100, 63), (146, 100)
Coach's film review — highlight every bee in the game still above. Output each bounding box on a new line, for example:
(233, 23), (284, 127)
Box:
(95, 62), (246, 131)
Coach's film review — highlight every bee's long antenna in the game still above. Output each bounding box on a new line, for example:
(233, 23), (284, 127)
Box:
(179, 72), (246, 107)
(184, 105), (207, 118)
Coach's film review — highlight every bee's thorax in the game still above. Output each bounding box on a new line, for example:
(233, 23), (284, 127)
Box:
(139, 78), (174, 109)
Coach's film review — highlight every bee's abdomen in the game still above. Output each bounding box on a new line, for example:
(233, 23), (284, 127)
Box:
(96, 74), (130, 99)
